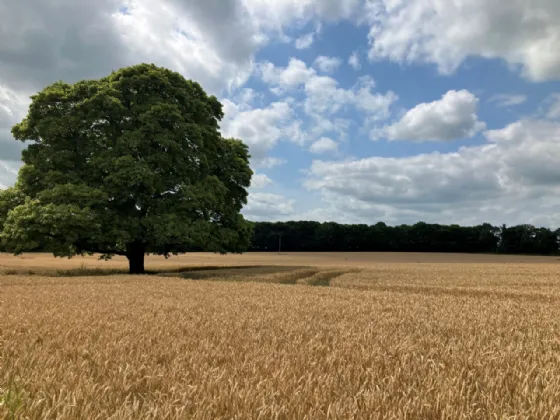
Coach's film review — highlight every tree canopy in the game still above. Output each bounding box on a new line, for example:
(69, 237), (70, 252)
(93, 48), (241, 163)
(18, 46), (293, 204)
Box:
(249, 221), (559, 255)
(0, 63), (253, 273)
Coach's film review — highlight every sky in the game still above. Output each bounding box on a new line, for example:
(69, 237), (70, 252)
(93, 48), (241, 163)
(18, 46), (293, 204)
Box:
(2, 0), (560, 227)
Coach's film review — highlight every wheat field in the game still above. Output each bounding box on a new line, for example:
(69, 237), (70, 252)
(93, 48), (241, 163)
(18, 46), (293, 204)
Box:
(2, 253), (560, 419)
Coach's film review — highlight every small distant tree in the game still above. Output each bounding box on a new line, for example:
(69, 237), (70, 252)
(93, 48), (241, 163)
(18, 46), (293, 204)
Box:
(0, 64), (253, 273)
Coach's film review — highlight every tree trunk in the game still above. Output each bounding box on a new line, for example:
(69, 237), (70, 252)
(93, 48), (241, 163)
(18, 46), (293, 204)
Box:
(126, 243), (146, 274)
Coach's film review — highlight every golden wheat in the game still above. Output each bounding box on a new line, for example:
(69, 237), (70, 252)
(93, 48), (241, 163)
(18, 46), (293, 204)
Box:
(2, 255), (560, 419)
(1, 252), (558, 275)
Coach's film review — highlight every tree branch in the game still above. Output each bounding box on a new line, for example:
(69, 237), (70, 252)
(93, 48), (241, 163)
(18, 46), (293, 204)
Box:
(80, 246), (128, 257)
(41, 232), (127, 257)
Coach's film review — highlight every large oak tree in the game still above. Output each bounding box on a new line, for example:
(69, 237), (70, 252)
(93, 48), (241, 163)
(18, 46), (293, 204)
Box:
(0, 64), (253, 273)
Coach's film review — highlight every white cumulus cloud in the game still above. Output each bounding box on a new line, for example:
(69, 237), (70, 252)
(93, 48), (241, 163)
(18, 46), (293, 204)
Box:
(242, 0), (363, 32)
(366, 0), (560, 82)
(314, 56), (342, 73)
(348, 51), (361, 70)
(0, 160), (21, 189)
(0, 86), (28, 163)
(253, 157), (287, 169)
(382, 90), (485, 142)
(221, 99), (299, 163)
(261, 59), (397, 120)
(244, 192), (295, 220)
(310, 137), (338, 154)
(295, 33), (315, 49)
(545, 94), (560, 119)
(259, 59), (397, 143)
(489, 94), (527, 108)
(260, 58), (315, 89)
(251, 173), (274, 189)
(305, 118), (560, 226)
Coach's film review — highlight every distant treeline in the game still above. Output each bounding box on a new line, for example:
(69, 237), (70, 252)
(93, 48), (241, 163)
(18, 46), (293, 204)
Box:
(249, 221), (560, 255)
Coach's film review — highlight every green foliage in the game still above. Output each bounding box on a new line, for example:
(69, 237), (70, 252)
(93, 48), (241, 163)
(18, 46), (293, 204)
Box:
(0, 188), (25, 252)
(250, 221), (559, 255)
(0, 188), (25, 228)
(0, 381), (26, 420)
(498, 224), (559, 255)
(0, 64), (252, 272)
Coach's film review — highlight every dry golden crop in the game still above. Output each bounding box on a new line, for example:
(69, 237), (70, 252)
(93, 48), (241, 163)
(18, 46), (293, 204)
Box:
(2, 253), (560, 419)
